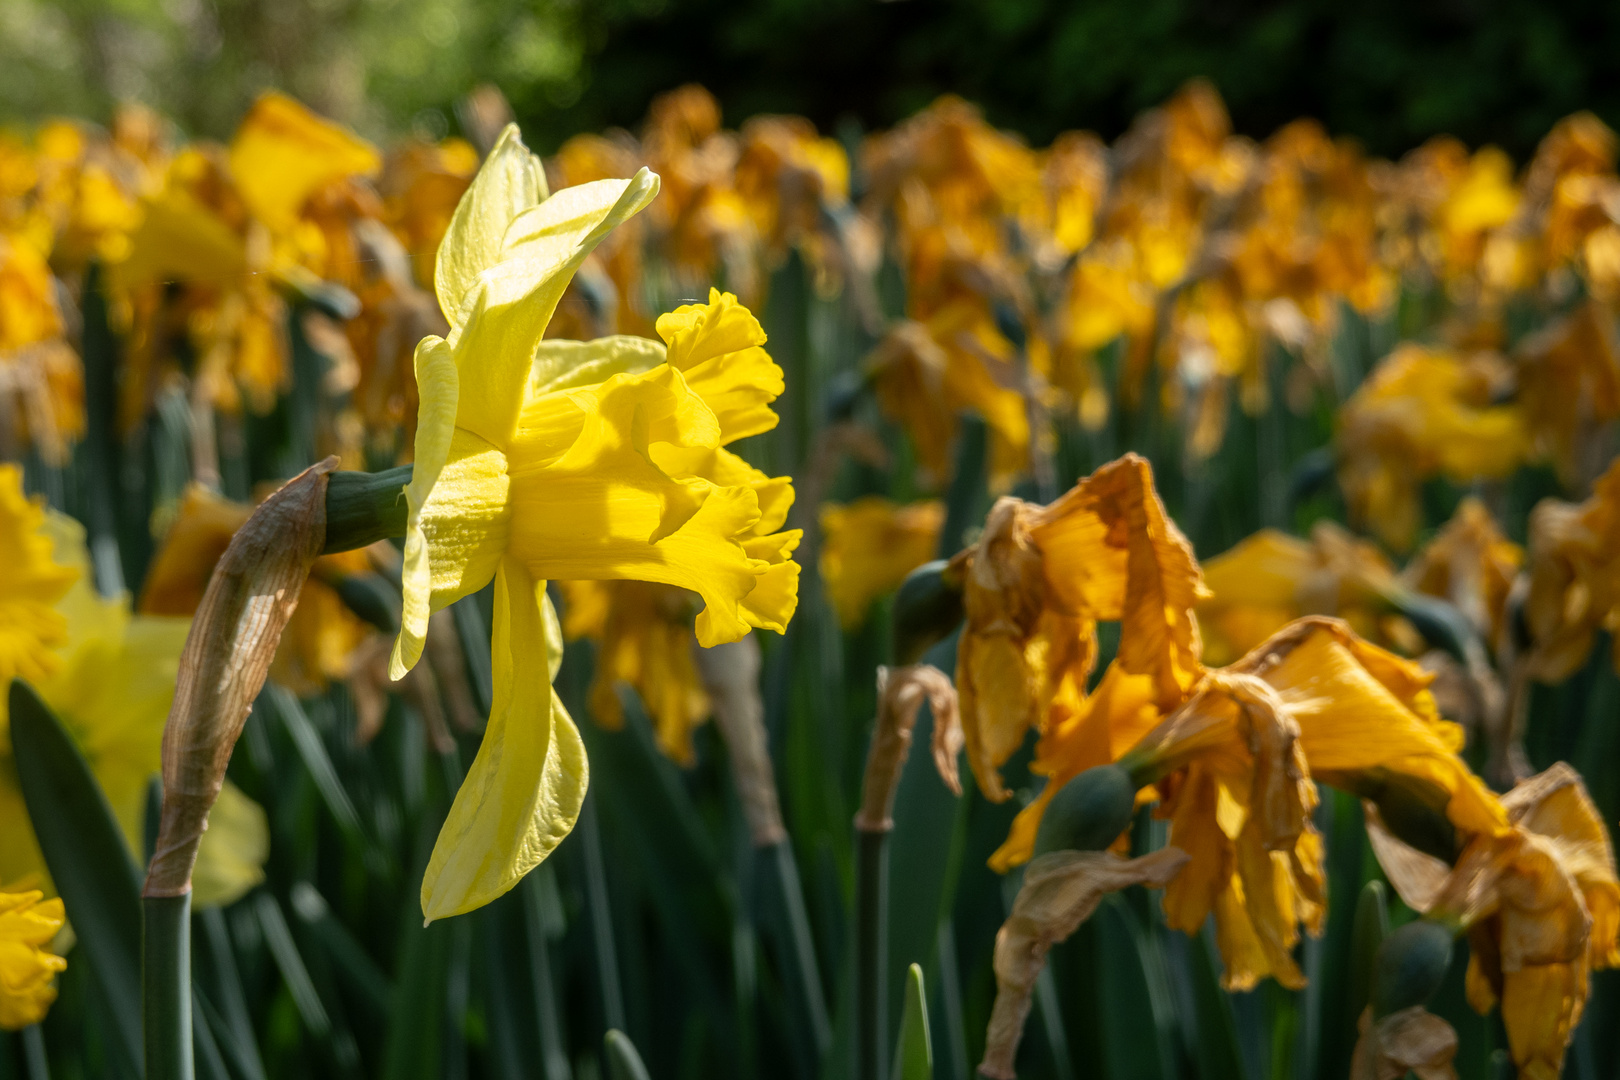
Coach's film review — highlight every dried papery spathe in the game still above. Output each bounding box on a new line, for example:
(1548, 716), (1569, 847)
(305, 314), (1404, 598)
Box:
(856, 663), (959, 832)
(1350, 1005), (1459, 1080)
(144, 458), (335, 898)
(979, 847), (1189, 1079)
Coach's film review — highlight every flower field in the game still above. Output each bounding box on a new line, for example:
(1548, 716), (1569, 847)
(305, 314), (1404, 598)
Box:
(2, 78), (1620, 1080)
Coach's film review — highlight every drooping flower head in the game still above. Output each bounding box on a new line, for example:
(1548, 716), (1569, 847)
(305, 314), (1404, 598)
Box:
(391, 124), (800, 920)
(1372, 763), (1619, 1080)
(1522, 457), (1620, 682)
(951, 453), (1205, 804)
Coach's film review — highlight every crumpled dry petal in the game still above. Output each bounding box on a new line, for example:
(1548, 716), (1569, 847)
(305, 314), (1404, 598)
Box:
(1350, 1005), (1458, 1080)
(979, 847), (1189, 1080)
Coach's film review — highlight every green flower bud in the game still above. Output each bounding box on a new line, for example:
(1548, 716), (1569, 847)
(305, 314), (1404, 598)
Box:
(1371, 918), (1454, 1018)
(1033, 764), (1136, 856)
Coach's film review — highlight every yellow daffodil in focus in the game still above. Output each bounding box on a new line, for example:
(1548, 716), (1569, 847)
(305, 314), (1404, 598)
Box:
(819, 497), (944, 629)
(390, 125), (800, 920)
(0, 467), (268, 907)
(0, 882), (65, 1030)
(558, 579), (711, 765)
(0, 466), (76, 698)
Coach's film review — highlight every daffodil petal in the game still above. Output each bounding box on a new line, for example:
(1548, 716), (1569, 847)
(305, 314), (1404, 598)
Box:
(530, 335), (666, 397)
(452, 170), (660, 449)
(435, 124), (548, 330)
(421, 556), (586, 922)
(393, 334), (459, 678)
(657, 289), (784, 443)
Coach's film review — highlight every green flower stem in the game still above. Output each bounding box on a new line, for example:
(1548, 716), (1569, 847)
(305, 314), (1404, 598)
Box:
(322, 465), (413, 554)
(855, 825), (890, 1080)
(143, 893), (194, 1080)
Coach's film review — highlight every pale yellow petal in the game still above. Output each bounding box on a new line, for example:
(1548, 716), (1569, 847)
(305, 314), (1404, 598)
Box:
(191, 781), (269, 909)
(421, 556), (586, 921)
(530, 335), (666, 397)
(435, 124), (549, 329)
(451, 170), (660, 449)
(393, 334), (461, 678)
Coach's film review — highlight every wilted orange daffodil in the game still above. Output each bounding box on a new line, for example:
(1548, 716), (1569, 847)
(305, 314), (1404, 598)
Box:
(1522, 457), (1620, 682)
(0, 882), (65, 1030)
(389, 125), (800, 920)
(952, 454), (1206, 805)
(1337, 344), (1528, 550)
(1373, 763), (1619, 1080)
(819, 496), (944, 629)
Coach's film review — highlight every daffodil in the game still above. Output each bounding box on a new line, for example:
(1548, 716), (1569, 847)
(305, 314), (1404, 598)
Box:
(1513, 300), (1620, 486)
(1522, 457), (1620, 682)
(819, 497), (944, 629)
(1337, 344), (1528, 550)
(557, 579), (711, 764)
(1372, 763), (1619, 1080)
(388, 126), (799, 919)
(1400, 496), (1524, 649)
(0, 882), (65, 1030)
(1196, 522), (1403, 665)
(0, 467), (267, 907)
(952, 454), (1205, 804)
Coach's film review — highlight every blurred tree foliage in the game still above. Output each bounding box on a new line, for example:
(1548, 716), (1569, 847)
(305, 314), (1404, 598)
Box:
(5, 0), (1620, 162)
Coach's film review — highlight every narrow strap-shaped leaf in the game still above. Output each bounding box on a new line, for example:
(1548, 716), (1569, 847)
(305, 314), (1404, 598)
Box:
(603, 1030), (650, 1080)
(9, 680), (142, 1074)
(891, 963), (932, 1080)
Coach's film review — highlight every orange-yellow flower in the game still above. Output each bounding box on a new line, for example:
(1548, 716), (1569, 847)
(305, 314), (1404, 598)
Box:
(952, 454), (1205, 803)
(1522, 457), (1620, 682)
(819, 497), (945, 630)
(0, 882), (65, 1030)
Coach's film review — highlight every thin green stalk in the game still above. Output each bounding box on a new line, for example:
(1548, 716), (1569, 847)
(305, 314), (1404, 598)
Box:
(856, 826), (890, 1080)
(142, 893), (193, 1080)
(20, 1026), (49, 1080)
(769, 839), (832, 1054)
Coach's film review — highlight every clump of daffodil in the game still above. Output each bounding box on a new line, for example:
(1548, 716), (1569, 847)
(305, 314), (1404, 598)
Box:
(0, 466), (268, 907)
(0, 881), (65, 1030)
(951, 453), (1206, 804)
(389, 125), (800, 921)
(978, 466), (1508, 992)
(557, 579), (712, 766)
(819, 496), (944, 630)
(1522, 457), (1620, 682)
(1337, 344), (1528, 550)
(1371, 763), (1619, 1080)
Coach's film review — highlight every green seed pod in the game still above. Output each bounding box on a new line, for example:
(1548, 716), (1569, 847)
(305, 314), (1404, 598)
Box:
(1032, 764), (1136, 855)
(892, 560), (965, 666)
(1371, 918), (1454, 1018)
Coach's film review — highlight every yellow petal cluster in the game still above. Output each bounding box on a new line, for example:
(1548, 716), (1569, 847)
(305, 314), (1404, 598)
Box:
(818, 496), (944, 629)
(1522, 457), (1620, 682)
(389, 127), (800, 920)
(0, 883), (65, 1030)
(1337, 344), (1528, 549)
